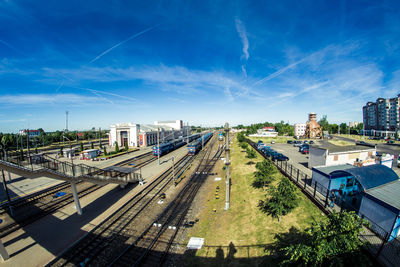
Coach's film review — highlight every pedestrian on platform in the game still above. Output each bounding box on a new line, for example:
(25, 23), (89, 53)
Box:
(329, 191), (336, 208)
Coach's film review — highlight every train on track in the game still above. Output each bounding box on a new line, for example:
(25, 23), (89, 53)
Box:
(152, 133), (201, 157)
(187, 132), (213, 155)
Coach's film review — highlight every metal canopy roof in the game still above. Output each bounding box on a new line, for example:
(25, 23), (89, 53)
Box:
(313, 164), (355, 177)
(103, 166), (138, 174)
(365, 180), (400, 211)
(330, 164), (399, 190)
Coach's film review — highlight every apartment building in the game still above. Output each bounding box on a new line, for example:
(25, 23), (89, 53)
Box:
(362, 95), (400, 138)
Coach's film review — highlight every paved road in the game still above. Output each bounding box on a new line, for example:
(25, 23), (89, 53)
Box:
(264, 138), (400, 177)
(333, 135), (400, 156)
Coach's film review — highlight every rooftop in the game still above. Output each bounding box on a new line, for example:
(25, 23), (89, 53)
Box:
(366, 180), (400, 211)
(312, 164), (355, 177)
(312, 143), (375, 153)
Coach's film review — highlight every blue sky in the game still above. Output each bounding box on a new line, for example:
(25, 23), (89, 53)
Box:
(1, 0), (400, 132)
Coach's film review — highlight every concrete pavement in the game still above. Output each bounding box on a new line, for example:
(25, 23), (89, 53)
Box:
(0, 145), (190, 266)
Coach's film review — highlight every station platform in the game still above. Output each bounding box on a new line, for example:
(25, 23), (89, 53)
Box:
(0, 148), (152, 203)
(0, 145), (189, 266)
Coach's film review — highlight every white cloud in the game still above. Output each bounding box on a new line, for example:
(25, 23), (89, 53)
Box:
(0, 93), (103, 105)
(235, 18), (249, 61)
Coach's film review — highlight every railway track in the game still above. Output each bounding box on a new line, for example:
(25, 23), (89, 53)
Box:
(48, 153), (196, 267)
(0, 150), (158, 238)
(109, 135), (222, 266)
(0, 182), (102, 238)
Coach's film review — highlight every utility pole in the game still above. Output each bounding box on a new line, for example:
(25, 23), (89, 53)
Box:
(1, 169), (14, 217)
(26, 129), (30, 160)
(65, 111), (69, 132)
(224, 122), (230, 210)
(186, 122), (189, 144)
(99, 127), (102, 147)
(157, 128), (160, 165)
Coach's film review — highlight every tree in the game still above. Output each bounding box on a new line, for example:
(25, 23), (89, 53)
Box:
(259, 177), (298, 221)
(20, 149), (24, 161)
(253, 160), (277, 189)
(114, 141), (119, 153)
(80, 142), (84, 152)
(281, 211), (369, 266)
(318, 115), (330, 132)
(124, 141), (129, 151)
(237, 132), (245, 143)
(339, 123), (348, 135)
(91, 142), (94, 149)
(59, 146), (64, 156)
(240, 142), (248, 150)
(246, 148), (256, 159)
(103, 146), (107, 156)
(396, 131), (399, 140)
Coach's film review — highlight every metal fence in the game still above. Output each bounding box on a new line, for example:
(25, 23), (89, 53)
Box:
(247, 139), (400, 267)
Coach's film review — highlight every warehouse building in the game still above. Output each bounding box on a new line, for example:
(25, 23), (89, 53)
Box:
(309, 143), (376, 168)
(109, 120), (191, 148)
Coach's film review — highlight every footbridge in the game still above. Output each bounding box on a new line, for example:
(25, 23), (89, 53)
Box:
(0, 153), (142, 216)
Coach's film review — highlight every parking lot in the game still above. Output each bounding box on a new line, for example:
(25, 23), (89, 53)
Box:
(261, 140), (400, 177)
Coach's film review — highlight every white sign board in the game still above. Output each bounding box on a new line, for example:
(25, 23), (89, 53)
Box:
(187, 237), (204, 249)
(214, 177), (222, 181)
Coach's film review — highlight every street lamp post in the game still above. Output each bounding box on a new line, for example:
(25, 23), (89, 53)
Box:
(63, 136), (75, 176)
(165, 156), (176, 185)
(0, 145), (13, 218)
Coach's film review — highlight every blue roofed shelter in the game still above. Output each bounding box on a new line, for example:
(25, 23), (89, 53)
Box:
(312, 164), (400, 241)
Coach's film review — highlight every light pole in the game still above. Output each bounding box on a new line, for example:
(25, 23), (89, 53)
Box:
(63, 136), (74, 175)
(157, 128), (160, 165)
(166, 156), (176, 185)
(0, 145), (13, 218)
(224, 122), (230, 210)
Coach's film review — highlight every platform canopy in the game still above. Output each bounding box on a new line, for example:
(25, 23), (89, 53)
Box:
(103, 166), (139, 174)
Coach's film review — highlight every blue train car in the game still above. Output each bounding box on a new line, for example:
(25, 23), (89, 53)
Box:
(218, 132), (224, 141)
(153, 142), (174, 157)
(187, 132), (213, 155)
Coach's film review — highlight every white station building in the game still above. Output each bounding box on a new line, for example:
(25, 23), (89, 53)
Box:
(109, 120), (191, 148)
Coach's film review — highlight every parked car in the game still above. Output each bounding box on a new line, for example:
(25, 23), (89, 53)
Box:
(303, 140), (308, 144)
(301, 148), (309, 154)
(273, 154), (289, 161)
(293, 141), (302, 147)
(299, 144), (309, 152)
(387, 140), (394, 144)
(309, 140), (314, 144)
(271, 140), (276, 144)
(287, 140), (293, 144)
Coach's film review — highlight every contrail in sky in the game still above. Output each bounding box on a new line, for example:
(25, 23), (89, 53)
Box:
(89, 24), (161, 64)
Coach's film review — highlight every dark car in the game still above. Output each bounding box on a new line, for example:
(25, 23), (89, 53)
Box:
(273, 154), (289, 161)
(287, 140), (293, 144)
(159, 193), (166, 199)
(309, 140), (314, 144)
(387, 140), (394, 144)
(293, 141), (302, 147)
(303, 140), (308, 144)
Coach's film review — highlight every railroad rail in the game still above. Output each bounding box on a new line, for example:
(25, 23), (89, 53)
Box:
(0, 182), (102, 238)
(48, 153), (195, 267)
(109, 136), (223, 266)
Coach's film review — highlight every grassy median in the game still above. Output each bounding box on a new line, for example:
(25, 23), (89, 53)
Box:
(183, 136), (324, 266)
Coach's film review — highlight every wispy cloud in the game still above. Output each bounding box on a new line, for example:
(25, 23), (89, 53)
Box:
(0, 94), (102, 105)
(235, 18), (249, 78)
(89, 24), (160, 64)
(253, 56), (308, 86)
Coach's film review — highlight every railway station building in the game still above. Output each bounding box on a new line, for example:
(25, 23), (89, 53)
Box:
(109, 120), (191, 148)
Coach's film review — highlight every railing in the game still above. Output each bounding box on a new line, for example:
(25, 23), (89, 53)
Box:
(0, 152), (140, 182)
(247, 139), (400, 267)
